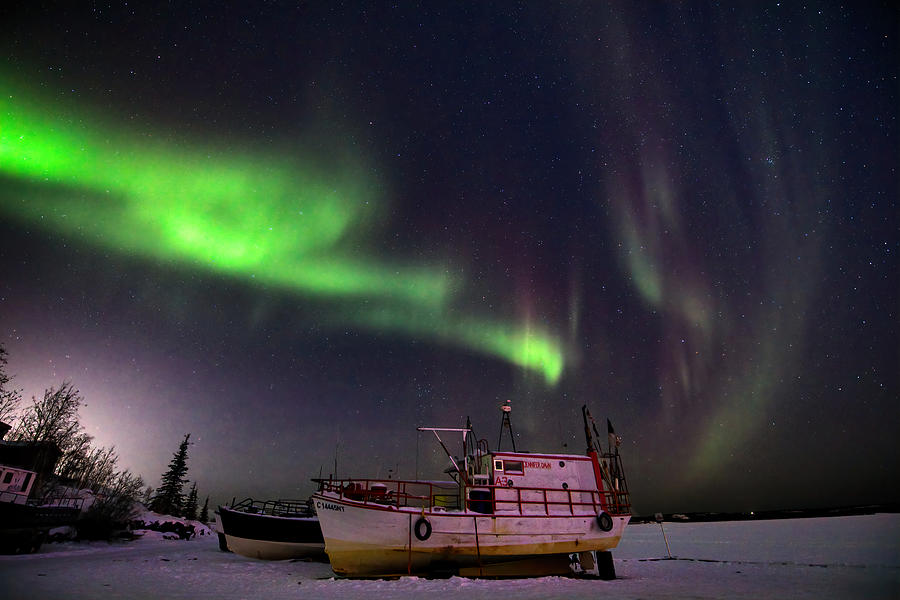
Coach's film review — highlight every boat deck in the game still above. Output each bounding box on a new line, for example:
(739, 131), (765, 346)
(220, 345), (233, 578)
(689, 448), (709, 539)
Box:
(314, 476), (630, 517)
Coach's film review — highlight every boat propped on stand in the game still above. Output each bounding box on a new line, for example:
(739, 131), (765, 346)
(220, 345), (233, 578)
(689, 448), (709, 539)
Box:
(216, 497), (325, 560)
(311, 403), (631, 577)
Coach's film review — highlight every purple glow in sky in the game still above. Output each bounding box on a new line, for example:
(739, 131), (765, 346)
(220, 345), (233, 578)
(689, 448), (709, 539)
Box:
(1, 2), (897, 514)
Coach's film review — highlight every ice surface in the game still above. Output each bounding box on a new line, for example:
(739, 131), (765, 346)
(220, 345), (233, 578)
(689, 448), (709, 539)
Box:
(1, 514), (897, 599)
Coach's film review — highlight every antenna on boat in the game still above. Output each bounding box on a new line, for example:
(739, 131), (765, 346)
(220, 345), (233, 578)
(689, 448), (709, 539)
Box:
(497, 399), (516, 452)
(582, 405), (594, 454)
(583, 404), (615, 492)
(333, 441), (340, 480)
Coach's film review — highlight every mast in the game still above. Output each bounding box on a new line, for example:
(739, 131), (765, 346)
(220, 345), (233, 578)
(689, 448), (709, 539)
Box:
(497, 399), (516, 452)
(582, 404), (594, 453)
(582, 405), (607, 510)
(583, 405), (618, 503)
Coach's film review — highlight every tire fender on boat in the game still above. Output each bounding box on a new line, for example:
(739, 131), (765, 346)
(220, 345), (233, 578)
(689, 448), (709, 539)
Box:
(414, 516), (432, 541)
(596, 511), (613, 532)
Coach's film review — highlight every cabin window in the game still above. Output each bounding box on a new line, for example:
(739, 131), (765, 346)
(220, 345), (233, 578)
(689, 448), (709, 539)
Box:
(504, 460), (524, 475)
(2, 471), (12, 484)
(494, 460), (503, 471)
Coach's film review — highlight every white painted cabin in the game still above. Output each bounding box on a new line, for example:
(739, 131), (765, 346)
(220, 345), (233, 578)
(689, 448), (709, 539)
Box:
(0, 465), (36, 505)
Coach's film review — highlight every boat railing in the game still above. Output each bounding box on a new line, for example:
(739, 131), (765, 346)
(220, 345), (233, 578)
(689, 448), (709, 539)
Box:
(600, 450), (631, 515)
(477, 484), (630, 516)
(313, 478), (460, 510)
(606, 488), (631, 515)
(31, 496), (85, 511)
(228, 497), (315, 518)
(30, 501), (84, 524)
(314, 477), (630, 516)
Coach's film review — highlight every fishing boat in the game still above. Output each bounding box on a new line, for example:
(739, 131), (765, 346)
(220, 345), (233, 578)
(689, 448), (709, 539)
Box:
(311, 404), (631, 577)
(216, 497), (325, 560)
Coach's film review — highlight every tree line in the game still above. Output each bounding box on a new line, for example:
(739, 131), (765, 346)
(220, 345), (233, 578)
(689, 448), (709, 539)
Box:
(0, 344), (208, 536)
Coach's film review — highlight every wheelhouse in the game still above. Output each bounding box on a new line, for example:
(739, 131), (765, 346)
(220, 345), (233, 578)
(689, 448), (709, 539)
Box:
(314, 410), (630, 518)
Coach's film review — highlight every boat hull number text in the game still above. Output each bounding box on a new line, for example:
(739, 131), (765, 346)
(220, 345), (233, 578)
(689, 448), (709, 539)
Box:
(316, 501), (345, 512)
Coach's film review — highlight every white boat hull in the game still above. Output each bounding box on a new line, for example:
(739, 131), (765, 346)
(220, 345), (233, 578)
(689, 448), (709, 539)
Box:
(313, 493), (629, 576)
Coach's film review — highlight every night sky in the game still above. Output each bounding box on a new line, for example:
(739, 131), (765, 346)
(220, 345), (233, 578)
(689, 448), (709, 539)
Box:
(1, 2), (896, 515)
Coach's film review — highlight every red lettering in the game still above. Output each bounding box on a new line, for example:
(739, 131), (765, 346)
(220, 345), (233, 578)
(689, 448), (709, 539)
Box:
(523, 461), (551, 469)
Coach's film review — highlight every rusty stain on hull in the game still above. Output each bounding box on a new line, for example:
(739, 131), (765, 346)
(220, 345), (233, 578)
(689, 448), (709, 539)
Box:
(324, 536), (622, 576)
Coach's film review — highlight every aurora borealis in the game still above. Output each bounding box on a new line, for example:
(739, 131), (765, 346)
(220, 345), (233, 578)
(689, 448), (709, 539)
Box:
(1, 2), (896, 514)
(0, 81), (565, 383)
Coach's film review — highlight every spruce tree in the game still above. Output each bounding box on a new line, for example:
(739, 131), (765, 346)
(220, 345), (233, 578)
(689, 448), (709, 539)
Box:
(199, 495), (210, 523)
(149, 434), (190, 516)
(184, 482), (198, 520)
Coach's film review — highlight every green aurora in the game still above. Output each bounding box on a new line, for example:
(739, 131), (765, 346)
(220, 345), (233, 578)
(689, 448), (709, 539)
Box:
(0, 82), (564, 384)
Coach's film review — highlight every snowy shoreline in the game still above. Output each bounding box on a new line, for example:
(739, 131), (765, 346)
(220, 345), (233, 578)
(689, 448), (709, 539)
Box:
(2, 514), (898, 599)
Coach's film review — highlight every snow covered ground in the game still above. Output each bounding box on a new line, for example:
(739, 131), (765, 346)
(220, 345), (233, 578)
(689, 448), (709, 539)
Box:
(1, 514), (897, 599)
